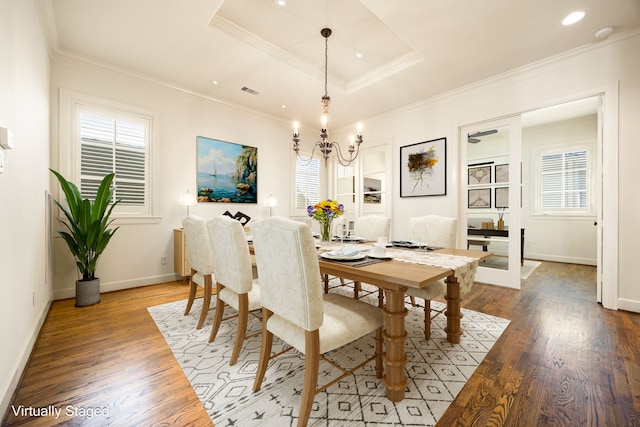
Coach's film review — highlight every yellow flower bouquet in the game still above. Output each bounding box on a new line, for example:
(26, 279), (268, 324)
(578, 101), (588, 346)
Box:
(307, 199), (344, 242)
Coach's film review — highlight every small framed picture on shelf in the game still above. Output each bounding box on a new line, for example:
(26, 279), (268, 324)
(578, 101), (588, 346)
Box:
(495, 164), (509, 183)
(468, 188), (491, 208)
(495, 187), (509, 208)
(468, 165), (491, 185)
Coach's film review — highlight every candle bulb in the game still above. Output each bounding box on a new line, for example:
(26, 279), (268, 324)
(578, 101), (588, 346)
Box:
(293, 121), (299, 135)
(321, 115), (328, 131)
(356, 123), (363, 136)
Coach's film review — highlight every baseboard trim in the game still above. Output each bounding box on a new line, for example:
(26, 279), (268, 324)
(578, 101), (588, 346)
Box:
(52, 274), (180, 301)
(617, 298), (640, 314)
(524, 252), (596, 266)
(1, 300), (52, 422)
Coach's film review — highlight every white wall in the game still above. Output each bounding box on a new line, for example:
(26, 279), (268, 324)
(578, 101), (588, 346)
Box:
(49, 57), (293, 299)
(359, 31), (640, 311)
(0, 0), (51, 416)
(522, 116), (598, 265)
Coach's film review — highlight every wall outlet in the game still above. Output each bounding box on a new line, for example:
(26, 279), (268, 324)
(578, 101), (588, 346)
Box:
(161, 255), (168, 265)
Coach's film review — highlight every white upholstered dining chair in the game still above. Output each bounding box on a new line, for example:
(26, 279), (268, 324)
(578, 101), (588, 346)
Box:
(207, 215), (261, 366)
(251, 217), (384, 427)
(354, 215), (391, 241)
(182, 216), (215, 329)
(406, 215), (458, 339)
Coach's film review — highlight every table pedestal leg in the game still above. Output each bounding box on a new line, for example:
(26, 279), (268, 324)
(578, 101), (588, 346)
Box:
(444, 274), (463, 344)
(382, 289), (408, 402)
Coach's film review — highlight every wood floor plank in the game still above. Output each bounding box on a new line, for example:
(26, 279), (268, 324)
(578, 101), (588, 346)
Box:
(3, 282), (213, 426)
(3, 261), (639, 426)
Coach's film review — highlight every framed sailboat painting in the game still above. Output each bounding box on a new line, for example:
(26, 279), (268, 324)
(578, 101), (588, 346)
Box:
(196, 136), (258, 203)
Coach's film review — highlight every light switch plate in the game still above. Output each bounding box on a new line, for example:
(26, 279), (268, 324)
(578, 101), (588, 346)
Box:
(0, 127), (14, 149)
(0, 148), (4, 173)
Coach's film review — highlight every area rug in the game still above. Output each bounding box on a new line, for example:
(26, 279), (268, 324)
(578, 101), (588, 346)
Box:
(479, 257), (542, 279)
(148, 284), (509, 427)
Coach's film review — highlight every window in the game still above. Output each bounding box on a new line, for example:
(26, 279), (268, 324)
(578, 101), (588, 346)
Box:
(294, 156), (320, 211)
(538, 147), (589, 213)
(76, 104), (151, 216)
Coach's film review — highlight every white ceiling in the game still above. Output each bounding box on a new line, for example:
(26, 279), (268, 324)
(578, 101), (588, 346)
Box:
(41, 0), (640, 132)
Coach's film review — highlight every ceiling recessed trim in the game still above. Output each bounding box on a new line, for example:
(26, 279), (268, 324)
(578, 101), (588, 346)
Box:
(346, 51), (423, 94)
(209, 15), (340, 88)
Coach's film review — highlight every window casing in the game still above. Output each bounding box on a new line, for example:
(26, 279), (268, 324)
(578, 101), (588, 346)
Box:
(536, 146), (590, 215)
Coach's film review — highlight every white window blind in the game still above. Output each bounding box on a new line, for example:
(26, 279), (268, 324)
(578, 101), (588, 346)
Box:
(78, 108), (149, 210)
(539, 148), (588, 211)
(295, 156), (320, 209)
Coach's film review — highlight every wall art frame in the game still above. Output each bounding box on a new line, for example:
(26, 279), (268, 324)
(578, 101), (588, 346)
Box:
(468, 164), (492, 185)
(495, 163), (509, 183)
(196, 136), (258, 203)
(468, 188), (491, 209)
(495, 187), (509, 208)
(400, 137), (446, 197)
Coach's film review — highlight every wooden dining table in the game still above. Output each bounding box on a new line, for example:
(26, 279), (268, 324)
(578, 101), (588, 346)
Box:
(318, 246), (491, 402)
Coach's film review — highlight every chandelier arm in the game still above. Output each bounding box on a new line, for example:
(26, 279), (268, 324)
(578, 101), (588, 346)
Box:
(331, 141), (360, 167)
(295, 142), (322, 166)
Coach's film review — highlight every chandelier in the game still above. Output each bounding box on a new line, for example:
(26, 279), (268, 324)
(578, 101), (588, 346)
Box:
(292, 28), (363, 166)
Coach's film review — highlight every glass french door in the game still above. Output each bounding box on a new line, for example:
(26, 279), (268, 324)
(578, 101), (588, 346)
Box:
(334, 142), (391, 233)
(461, 115), (521, 289)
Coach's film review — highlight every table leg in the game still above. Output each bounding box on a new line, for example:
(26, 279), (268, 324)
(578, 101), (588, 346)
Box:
(444, 274), (463, 344)
(382, 288), (408, 402)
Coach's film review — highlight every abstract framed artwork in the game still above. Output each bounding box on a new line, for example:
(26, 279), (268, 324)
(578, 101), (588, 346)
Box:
(495, 187), (509, 208)
(468, 188), (491, 208)
(196, 136), (257, 203)
(400, 137), (446, 197)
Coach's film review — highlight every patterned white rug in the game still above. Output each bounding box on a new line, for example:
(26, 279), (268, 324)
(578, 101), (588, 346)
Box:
(148, 284), (509, 427)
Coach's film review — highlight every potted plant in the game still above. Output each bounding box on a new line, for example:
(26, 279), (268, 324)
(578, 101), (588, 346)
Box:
(50, 169), (120, 306)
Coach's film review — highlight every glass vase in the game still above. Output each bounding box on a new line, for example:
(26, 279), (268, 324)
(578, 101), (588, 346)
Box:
(320, 220), (332, 243)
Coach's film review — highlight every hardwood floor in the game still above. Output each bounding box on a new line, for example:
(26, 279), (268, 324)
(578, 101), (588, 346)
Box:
(3, 262), (639, 426)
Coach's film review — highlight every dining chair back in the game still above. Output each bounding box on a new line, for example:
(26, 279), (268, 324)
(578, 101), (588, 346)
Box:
(354, 215), (391, 241)
(182, 215), (215, 329)
(251, 216), (383, 427)
(406, 214), (458, 339)
(207, 215), (261, 365)
(409, 214), (458, 248)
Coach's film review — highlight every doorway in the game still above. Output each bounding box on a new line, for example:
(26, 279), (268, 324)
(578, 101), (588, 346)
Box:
(460, 92), (617, 302)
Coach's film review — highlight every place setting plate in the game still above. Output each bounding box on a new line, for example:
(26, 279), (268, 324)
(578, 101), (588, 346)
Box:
(319, 250), (368, 261)
(319, 245), (369, 261)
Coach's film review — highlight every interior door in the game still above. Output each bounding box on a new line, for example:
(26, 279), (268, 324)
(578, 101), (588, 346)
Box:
(461, 115), (522, 289)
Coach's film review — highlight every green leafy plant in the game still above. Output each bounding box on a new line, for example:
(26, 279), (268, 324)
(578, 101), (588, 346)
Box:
(50, 169), (120, 281)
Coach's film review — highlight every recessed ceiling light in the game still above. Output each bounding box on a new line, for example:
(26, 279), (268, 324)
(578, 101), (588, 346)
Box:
(210, 79), (219, 85)
(274, 0), (286, 7)
(280, 105), (287, 109)
(562, 11), (585, 26)
(355, 51), (364, 59)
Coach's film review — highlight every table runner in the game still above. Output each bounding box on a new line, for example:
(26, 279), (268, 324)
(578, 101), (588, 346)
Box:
(384, 248), (479, 293)
(318, 256), (388, 267)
